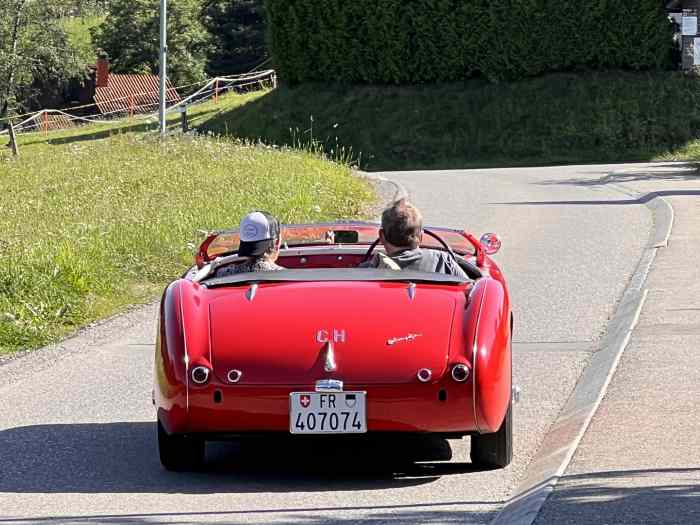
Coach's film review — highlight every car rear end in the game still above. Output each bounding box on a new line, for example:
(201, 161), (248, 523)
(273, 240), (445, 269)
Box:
(157, 275), (480, 432)
(154, 270), (512, 470)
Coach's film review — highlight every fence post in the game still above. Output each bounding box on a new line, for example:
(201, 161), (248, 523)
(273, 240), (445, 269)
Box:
(272, 73), (278, 89)
(129, 94), (135, 118)
(179, 105), (188, 133)
(42, 111), (49, 136)
(7, 119), (19, 157)
(214, 78), (219, 104)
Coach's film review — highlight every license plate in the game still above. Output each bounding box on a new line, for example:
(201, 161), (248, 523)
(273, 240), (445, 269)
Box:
(289, 392), (367, 434)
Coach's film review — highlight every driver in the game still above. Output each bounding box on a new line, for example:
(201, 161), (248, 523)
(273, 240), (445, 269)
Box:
(217, 211), (284, 275)
(361, 199), (468, 279)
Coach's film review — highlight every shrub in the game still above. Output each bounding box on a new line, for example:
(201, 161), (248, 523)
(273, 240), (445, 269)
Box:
(264, 0), (674, 83)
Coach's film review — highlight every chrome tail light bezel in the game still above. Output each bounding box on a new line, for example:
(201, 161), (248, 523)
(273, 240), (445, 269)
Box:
(417, 368), (432, 383)
(191, 366), (211, 385)
(227, 369), (243, 384)
(451, 363), (470, 382)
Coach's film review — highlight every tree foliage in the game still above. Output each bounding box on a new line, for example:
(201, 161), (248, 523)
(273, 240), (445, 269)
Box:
(0, 0), (83, 120)
(93, 0), (209, 87)
(202, 0), (268, 76)
(265, 0), (674, 84)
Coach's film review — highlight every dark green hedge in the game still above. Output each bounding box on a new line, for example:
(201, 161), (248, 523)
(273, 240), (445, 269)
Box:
(264, 0), (673, 83)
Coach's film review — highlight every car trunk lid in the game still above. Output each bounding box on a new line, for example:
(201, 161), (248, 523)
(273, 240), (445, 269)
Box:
(208, 281), (457, 385)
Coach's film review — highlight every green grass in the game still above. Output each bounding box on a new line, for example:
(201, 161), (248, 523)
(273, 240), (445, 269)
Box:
(199, 72), (700, 170)
(0, 93), (375, 354)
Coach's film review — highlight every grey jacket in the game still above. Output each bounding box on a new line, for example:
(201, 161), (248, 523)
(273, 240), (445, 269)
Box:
(363, 248), (469, 279)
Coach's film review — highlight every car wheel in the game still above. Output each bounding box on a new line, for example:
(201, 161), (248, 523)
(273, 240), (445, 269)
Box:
(157, 419), (205, 472)
(470, 399), (513, 469)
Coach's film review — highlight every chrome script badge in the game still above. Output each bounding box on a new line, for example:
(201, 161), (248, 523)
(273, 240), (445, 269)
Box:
(386, 333), (422, 346)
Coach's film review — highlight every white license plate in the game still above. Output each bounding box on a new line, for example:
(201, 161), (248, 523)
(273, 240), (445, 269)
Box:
(289, 392), (367, 434)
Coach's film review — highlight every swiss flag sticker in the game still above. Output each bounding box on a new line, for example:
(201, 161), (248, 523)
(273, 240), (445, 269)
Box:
(300, 395), (311, 408)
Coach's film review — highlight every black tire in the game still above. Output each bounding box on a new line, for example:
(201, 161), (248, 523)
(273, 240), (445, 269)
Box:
(157, 419), (205, 472)
(470, 399), (513, 469)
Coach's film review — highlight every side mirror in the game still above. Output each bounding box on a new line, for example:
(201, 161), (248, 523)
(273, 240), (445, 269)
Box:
(480, 233), (501, 255)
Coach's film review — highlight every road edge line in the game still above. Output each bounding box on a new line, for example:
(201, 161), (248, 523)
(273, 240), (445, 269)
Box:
(490, 191), (672, 525)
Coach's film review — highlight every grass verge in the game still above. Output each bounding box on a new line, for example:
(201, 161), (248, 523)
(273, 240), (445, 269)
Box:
(199, 71), (700, 170)
(0, 97), (374, 354)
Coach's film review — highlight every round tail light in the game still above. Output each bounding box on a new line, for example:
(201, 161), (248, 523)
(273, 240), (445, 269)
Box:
(417, 368), (432, 383)
(227, 369), (243, 383)
(451, 364), (470, 382)
(191, 366), (210, 385)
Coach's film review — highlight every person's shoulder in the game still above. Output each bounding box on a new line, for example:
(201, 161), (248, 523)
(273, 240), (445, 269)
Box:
(254, 259), (284, 272)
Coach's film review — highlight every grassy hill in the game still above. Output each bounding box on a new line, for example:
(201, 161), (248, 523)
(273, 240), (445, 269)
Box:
(199, 72), (700, 171)
(0, 93), (374, 354)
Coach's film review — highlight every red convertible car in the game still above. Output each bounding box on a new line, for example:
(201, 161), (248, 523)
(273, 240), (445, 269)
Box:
(154, 222), (513, 471)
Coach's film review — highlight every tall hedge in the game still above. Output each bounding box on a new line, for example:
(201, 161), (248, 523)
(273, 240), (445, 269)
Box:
(264, 0), (673, 83)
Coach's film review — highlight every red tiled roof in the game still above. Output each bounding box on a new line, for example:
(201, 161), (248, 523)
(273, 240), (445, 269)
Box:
(93, 74), (180, 116)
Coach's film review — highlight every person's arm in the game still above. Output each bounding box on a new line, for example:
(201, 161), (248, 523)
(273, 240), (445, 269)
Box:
(436, 252), (469, 280)
(358, 253), (379, 268)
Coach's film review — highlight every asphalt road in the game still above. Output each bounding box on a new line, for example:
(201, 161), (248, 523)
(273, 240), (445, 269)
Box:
(535, 169), (700, 524)
(0, 163), (653, 524)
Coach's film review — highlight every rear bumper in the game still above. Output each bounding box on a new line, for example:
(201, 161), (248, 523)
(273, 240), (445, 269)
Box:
(159, 380), (476, 435)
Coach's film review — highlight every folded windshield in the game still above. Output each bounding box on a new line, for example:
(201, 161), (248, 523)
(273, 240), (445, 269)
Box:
(202, 222), (475, 261)
(204, 268), (469, 288)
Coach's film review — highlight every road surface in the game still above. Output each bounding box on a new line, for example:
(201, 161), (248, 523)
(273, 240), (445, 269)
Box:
(0, 163), (654, 524)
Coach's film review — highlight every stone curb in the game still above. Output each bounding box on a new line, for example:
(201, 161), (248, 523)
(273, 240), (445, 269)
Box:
(357, 170), (409, 204)
(490, 188), (674, 525)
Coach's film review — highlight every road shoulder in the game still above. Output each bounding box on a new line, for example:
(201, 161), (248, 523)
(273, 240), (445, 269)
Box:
(534, 195), (700, 524)
(491, 180), (675, 525)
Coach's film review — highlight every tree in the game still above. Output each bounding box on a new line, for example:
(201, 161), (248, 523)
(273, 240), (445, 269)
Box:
(201, 0), (268, 76)
(93, 0), (209, 88)
(0, 0), (83, 123)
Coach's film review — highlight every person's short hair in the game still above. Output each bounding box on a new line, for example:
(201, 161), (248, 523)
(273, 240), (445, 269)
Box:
(381, 199), (423, 248)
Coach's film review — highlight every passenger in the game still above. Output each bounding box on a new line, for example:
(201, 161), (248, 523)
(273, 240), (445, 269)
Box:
(218, 211), (284, 275)
(362, 199), (468, 279)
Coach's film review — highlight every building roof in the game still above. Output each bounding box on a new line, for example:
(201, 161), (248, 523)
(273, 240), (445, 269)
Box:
(93, 74), (181, 116)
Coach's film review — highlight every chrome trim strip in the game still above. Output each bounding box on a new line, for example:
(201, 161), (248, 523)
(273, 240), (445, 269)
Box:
(245, 283), (257, 302)
(315, 379), (344, 392)
(323, 341), (337, 372)
(179, 288), (190, 411)
(407, 282), (416, 300)
(471, 280), (489, 434)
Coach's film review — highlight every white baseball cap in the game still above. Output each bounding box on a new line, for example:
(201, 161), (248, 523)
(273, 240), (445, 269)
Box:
(238, 211), (280, 256)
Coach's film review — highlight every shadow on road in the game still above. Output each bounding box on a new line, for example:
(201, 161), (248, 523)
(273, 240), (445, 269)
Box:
(537, 163), (700, 187)
(534, 467), (700, 525)
(492, 189), (700, 207)
(0, 422), (484, 495)
(0, 503), (498, 524)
